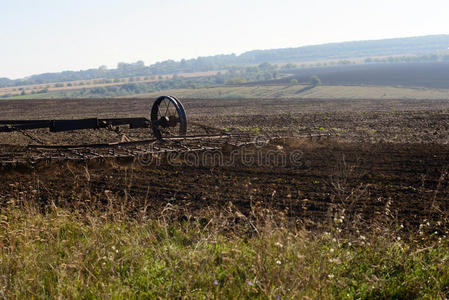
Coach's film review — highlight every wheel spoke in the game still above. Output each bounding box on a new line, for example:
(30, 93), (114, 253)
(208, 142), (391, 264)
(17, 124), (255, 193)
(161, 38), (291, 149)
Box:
(164, 100), (170, 116)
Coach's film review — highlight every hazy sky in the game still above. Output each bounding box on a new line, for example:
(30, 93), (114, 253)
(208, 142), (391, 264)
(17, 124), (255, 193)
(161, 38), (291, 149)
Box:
(1, 0), (448, 79)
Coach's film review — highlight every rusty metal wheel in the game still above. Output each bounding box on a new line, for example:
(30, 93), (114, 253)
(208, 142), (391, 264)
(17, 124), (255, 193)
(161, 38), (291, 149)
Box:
(151, 96), (187, 139)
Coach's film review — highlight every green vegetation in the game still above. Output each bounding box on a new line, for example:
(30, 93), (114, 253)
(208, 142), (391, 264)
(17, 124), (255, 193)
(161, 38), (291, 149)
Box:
(364, 53), (449, 64)
(1, 203), (448, 298)
(289, 78), (298, 85)
(2, 64), (282, 99)
(310, 75), (321, 86)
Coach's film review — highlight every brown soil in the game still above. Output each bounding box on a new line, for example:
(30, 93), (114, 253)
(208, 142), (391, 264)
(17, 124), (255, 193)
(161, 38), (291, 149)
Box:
(1, 97), (449, 229)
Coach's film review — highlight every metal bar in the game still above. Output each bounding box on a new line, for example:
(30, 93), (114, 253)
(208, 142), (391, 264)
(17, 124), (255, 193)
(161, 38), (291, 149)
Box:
(0, 120), (53, 124)
(0, 121), (53, 132)
(99, 118), (150, 129)
(0, 117), (152, 132)
(26, 134), (248, 149)
(0, 118), (150, 125)
(99, 118), (149, 125)
(50, 118), (99, 132)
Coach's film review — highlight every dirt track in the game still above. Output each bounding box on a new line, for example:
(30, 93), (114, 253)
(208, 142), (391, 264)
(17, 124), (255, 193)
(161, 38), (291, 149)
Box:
(1, 97), (449, 228)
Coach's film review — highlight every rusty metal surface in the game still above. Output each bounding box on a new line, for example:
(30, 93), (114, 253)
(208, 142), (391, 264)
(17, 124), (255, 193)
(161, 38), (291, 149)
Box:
(0, 133), (258, 166)
(0, 132), (332, 168)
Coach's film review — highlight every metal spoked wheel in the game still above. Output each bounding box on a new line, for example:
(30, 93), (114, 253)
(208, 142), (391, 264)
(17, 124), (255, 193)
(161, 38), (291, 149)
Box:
(151, 96), (187, 139)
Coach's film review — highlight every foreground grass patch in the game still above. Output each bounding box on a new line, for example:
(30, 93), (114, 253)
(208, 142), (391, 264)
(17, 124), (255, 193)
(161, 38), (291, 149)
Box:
(0, 208), (448, 299)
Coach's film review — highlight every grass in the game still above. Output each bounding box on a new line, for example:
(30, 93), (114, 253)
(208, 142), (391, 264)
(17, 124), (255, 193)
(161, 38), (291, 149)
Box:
(1, 201), (448, 299)
(133, 84), (449, 100)
(0, 93), (55, 100)
(5, 83), (449, 101)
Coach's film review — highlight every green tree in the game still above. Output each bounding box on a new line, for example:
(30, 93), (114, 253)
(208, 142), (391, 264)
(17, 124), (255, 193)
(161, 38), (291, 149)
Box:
(226, 77), (247, 85)
(258, 62), (276, 72)
(281, 63), (297, 70)
(310, 75), (321, 86)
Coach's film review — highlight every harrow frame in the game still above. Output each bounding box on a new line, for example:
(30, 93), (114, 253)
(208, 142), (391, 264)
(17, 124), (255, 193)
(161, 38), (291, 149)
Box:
(0, 95), (187, 139)
(0, 95), (332, 167)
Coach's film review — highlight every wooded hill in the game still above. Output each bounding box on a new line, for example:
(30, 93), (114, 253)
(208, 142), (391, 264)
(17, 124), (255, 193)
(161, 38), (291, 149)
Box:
(2, 35), (448, 88)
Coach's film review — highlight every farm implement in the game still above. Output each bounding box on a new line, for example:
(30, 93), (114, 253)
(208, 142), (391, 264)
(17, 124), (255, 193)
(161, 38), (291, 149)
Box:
(0, 95), (331, 167)
(0, 95), (187, 140)
(0, 96), (259, 166)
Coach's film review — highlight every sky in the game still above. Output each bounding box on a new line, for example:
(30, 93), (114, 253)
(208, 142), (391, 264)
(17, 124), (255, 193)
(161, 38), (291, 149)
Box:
(1, 0), (448, 79)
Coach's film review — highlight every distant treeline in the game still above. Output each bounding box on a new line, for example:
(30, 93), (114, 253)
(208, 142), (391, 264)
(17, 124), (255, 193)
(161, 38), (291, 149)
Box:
(1, 34), (449, 88)
(1, 64), (280, 98)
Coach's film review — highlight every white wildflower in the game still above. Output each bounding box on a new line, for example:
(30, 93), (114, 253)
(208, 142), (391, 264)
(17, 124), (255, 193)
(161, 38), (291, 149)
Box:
(275, 242), (283, 248)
